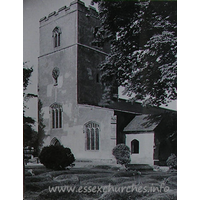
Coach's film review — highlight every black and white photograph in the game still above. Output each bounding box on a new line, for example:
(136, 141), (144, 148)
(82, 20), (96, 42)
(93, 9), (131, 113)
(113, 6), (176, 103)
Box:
(23, 0), (177, 199)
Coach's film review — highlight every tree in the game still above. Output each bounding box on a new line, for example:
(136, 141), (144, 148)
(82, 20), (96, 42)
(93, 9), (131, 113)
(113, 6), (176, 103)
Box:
(92, 0), (177, 106)
(23, 62), (37, 191)
(34, 99), (45, 155)
(23, 62), (37, 147)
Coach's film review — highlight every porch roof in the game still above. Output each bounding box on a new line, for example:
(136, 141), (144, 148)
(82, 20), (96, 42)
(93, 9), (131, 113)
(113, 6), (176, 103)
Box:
(123, 114), (161, 132)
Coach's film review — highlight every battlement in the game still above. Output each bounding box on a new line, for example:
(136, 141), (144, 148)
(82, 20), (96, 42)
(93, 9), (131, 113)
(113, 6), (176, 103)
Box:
(39, 0), (98, 24)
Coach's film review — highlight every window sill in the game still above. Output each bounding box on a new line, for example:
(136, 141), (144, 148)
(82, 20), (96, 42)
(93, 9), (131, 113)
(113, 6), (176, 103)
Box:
(86, 150), (100, 152)
(51, 128), (63, 130)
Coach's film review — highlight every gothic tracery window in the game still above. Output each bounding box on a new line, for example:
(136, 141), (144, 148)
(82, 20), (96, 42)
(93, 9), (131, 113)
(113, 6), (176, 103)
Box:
(50, 103), (63, 129)
(84, 121), (100, 150)
(52, 27), (61, 47)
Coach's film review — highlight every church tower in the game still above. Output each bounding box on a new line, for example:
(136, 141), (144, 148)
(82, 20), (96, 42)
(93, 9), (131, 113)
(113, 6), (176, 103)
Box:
(38, 0), (117, 161)
(39, 0), (110, 107)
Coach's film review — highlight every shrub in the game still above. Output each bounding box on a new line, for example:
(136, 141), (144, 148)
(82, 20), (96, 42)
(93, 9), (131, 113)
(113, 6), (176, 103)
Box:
(112, 144), (131, 167)
(39, 145), (75, 170)
(166, 154), (177, 169)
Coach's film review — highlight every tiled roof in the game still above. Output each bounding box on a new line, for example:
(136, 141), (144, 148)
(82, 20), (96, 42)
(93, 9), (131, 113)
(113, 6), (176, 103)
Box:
(123, 114), (161, 132)
(107, 99), (176, 115)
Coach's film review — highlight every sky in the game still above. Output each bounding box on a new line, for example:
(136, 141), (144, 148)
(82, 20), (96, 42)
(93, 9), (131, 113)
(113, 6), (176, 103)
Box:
(23, 0), (176, 122)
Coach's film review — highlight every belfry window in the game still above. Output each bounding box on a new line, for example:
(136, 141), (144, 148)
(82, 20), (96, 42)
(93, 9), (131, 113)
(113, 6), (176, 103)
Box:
(52, 27), (61, 47)
(131, 139), (139, 154)
(84, 121), (100, 150)
(50, 103), (63, 129)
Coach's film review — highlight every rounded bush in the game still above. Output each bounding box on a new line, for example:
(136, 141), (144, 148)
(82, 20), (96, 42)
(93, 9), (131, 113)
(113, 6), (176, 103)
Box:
(166, 154), (177, 169)
(112, 144), (131, 166)
(39, 145), (75, 170)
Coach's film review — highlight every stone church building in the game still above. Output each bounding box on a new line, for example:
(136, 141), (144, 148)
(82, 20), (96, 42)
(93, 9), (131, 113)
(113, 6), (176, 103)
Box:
(38, 0), (176, 166)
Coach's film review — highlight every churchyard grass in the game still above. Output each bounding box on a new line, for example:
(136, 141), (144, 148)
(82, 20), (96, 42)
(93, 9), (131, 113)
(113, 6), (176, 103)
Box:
(24, 164), (177, 200)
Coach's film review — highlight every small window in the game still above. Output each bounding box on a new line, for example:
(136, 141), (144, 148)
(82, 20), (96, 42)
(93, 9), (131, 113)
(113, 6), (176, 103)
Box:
(52, 67), (60, 86)
(131, 139), (139, 154)
(84, 121), (100, 150)
(96, 73), (100, 83)
(50, 103), (63, 129)
(52, 27), (61, 47)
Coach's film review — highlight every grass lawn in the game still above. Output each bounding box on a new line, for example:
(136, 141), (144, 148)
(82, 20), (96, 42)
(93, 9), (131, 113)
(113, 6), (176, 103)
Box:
(24, 164), (177, 200)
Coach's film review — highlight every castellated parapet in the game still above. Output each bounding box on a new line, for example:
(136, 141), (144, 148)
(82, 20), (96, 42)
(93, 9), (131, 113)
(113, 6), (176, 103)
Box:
(39, 0), (98, 25)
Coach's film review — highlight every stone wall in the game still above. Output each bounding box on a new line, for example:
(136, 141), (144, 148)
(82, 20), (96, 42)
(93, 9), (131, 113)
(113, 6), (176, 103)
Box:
(43, 105), (116, 160)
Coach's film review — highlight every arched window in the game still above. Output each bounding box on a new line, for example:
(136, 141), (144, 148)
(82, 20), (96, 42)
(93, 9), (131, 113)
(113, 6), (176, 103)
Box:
(52, 67), (60, 86)
(131, 139), (139, 154)
(84, 121), (100, 150)
(50, 103), (63, 129)
(50, 137), (61, 146)
(96, 73), (100, 83)
(52, 27), (61, 47)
